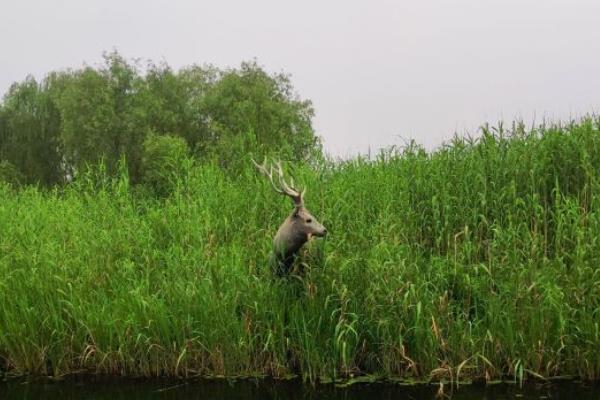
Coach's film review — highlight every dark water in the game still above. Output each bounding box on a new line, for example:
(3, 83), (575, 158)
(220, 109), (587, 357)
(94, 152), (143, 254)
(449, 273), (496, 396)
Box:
(1, 378), (598, 400)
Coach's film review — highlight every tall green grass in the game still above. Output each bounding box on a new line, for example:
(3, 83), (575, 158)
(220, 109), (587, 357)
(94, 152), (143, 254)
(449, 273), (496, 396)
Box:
(1, 118), (599, 382)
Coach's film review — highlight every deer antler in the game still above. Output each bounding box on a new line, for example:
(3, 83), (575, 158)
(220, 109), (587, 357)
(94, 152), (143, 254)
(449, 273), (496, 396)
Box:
(252, 158), (305, 206)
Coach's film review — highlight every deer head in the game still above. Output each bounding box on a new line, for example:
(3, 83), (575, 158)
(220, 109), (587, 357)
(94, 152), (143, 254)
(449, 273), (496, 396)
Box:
(252, 158), (327, 275)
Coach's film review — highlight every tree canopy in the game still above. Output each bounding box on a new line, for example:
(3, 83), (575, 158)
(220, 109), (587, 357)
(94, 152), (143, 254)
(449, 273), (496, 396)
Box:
(0, 52), (321, 186)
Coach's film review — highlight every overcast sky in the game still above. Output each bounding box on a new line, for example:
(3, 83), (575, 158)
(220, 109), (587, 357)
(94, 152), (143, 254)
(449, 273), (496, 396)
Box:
(1, 0), (599, 156)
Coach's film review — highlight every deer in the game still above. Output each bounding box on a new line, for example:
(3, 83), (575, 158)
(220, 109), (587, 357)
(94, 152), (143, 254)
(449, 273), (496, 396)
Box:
(252, 159), (328, 276)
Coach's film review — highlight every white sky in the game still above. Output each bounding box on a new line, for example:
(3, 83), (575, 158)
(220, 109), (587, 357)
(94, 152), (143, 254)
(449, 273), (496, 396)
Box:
(1, 0), (599, 157)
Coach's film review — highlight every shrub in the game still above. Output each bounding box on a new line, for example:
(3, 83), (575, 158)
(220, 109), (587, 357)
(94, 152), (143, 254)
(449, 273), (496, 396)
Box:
(141, 134), (191, 196)
(0, 160), (23, 186)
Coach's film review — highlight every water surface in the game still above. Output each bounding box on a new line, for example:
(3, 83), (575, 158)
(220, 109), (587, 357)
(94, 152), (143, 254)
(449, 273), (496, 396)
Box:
(1, 378), (598, 400)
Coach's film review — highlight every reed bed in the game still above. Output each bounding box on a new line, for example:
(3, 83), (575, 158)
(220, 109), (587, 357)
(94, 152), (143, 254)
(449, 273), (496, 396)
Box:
(1, 118), (599, 382)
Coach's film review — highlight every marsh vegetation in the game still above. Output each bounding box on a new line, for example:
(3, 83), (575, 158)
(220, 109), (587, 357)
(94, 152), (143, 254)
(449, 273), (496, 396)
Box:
(0, 54), (599, 383)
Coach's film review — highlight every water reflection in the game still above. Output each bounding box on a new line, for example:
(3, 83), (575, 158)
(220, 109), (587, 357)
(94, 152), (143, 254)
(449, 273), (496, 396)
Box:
(1, 378), (598, 400)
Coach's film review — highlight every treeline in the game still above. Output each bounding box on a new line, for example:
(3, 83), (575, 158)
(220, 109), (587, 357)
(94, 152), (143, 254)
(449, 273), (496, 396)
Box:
(0, 51), (320, 187)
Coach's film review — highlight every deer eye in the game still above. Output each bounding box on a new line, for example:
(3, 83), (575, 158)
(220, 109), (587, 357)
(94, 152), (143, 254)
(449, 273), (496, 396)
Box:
(306, 218), (312, 223)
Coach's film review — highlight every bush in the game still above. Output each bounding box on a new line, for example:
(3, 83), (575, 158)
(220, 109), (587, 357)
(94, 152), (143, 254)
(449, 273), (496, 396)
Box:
(0, 160), (23, 186)
(141, 134), (191, 196)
